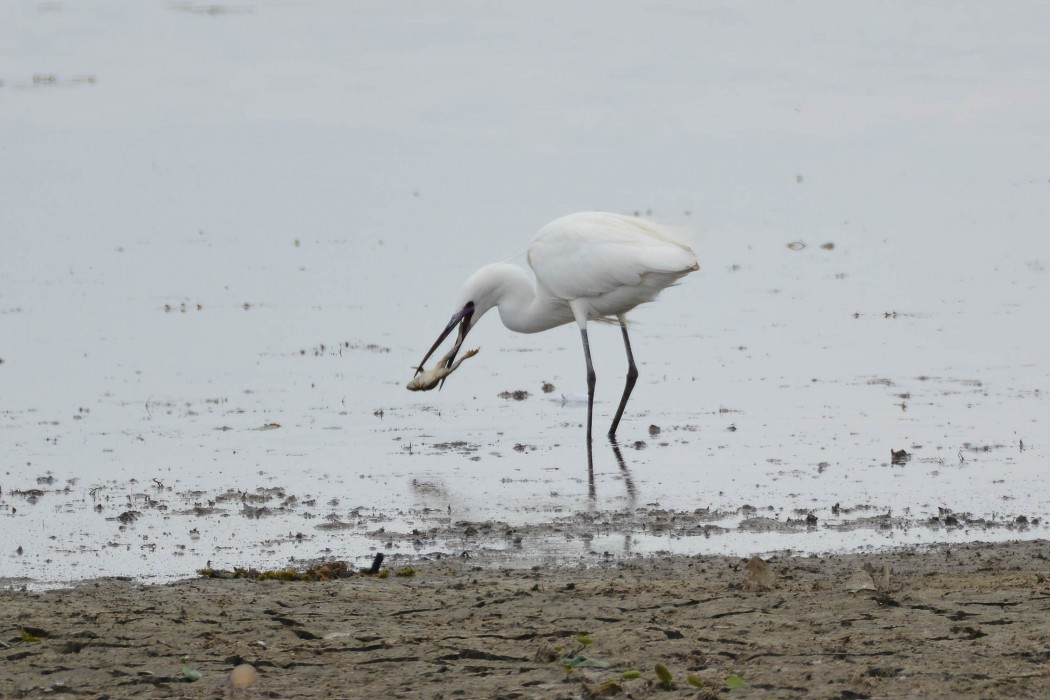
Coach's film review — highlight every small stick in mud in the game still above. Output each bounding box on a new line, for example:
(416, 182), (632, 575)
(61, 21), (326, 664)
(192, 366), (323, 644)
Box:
(406, 348), (480, 392)
(368, 552), (385, 574)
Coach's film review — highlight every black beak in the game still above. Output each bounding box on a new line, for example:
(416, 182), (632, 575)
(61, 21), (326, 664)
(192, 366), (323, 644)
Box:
(415, 304), (474, 376)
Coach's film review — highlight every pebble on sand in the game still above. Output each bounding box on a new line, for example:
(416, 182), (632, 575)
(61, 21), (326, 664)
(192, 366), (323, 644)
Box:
(231, 663), (259, 689)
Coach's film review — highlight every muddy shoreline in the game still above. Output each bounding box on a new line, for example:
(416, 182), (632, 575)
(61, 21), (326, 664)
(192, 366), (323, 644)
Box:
(6, 465), (1044, 590)
(4, 540), (1050, 698)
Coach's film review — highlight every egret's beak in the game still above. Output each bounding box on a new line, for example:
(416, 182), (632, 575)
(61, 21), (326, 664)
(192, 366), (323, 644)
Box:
(415, 303), (474, 375)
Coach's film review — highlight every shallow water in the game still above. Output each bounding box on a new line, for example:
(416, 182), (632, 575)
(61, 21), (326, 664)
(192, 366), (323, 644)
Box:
(2, 0), (1049, 587)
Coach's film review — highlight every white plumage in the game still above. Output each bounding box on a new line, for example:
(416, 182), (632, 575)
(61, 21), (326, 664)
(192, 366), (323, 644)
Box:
(414, 211), (699, 441)
(527, 212), (698, 321)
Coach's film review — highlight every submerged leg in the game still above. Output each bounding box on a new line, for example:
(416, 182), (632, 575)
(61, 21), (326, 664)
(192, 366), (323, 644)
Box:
(580, 326), (596, 443)
(586, 440), (596, 502)
(609, 315), (638, 437)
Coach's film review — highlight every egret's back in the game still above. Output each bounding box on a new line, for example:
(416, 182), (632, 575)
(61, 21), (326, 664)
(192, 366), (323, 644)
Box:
(526, 212), (698, 313)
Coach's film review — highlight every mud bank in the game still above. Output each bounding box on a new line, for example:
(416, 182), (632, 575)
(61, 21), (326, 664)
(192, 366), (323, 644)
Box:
(4, 540), (1050, 698)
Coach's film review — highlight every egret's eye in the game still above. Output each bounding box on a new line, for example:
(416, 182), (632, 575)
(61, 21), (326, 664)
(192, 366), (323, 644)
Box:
(464, 301), (475, 311)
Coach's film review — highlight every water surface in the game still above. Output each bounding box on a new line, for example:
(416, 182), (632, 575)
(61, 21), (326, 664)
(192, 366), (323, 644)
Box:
(2, 0), (1048, 586)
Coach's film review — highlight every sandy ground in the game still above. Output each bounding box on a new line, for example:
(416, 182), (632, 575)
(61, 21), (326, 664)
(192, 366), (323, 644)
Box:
(4, 541), (1050, 699)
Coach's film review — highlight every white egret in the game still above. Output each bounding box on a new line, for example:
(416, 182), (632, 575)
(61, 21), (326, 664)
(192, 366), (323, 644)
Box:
(414, 211), (699, 441)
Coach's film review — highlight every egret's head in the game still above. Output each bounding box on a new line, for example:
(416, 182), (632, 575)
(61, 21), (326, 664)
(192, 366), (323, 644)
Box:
(454, 264), (506, 329)
(414, 264), (504, 376)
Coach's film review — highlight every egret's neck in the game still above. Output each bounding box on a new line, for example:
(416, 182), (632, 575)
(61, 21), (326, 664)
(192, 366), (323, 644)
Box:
(482, 264), (573, 334)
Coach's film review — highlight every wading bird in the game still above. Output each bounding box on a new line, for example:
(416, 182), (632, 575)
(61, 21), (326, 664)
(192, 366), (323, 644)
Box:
(413, 211), (699, 442)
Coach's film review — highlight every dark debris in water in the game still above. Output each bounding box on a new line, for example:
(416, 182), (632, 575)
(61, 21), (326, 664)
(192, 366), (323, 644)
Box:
(431, 440), (479, 455)
(295, 340), (391, 357)
(9, 489), (47, 503)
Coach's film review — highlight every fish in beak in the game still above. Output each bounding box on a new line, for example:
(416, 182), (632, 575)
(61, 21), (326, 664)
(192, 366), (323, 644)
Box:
(415, 302), (475, 381)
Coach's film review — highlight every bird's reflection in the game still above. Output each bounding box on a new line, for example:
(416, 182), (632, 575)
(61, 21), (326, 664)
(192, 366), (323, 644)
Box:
(608, 438), (637, 506)
(585, 437), (638, 509)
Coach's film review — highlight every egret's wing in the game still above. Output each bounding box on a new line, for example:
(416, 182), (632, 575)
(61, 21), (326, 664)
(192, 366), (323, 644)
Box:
(526, 212), (697, 301)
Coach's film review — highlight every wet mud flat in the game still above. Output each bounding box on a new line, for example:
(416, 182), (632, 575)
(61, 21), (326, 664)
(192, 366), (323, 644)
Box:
(4, 467), (1044, 589)
(4, 540), (1050, 699)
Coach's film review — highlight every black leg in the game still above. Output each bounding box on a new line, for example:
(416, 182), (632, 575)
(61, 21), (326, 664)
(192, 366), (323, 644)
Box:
(609, 318), (638, 437)
(580, 327), (596, 443)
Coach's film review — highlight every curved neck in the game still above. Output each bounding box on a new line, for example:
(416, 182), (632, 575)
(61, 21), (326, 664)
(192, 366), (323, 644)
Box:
(485, 264), (573, 334)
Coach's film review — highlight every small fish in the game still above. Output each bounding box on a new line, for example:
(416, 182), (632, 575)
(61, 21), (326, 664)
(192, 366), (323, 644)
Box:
(407, 348), (480, 391)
